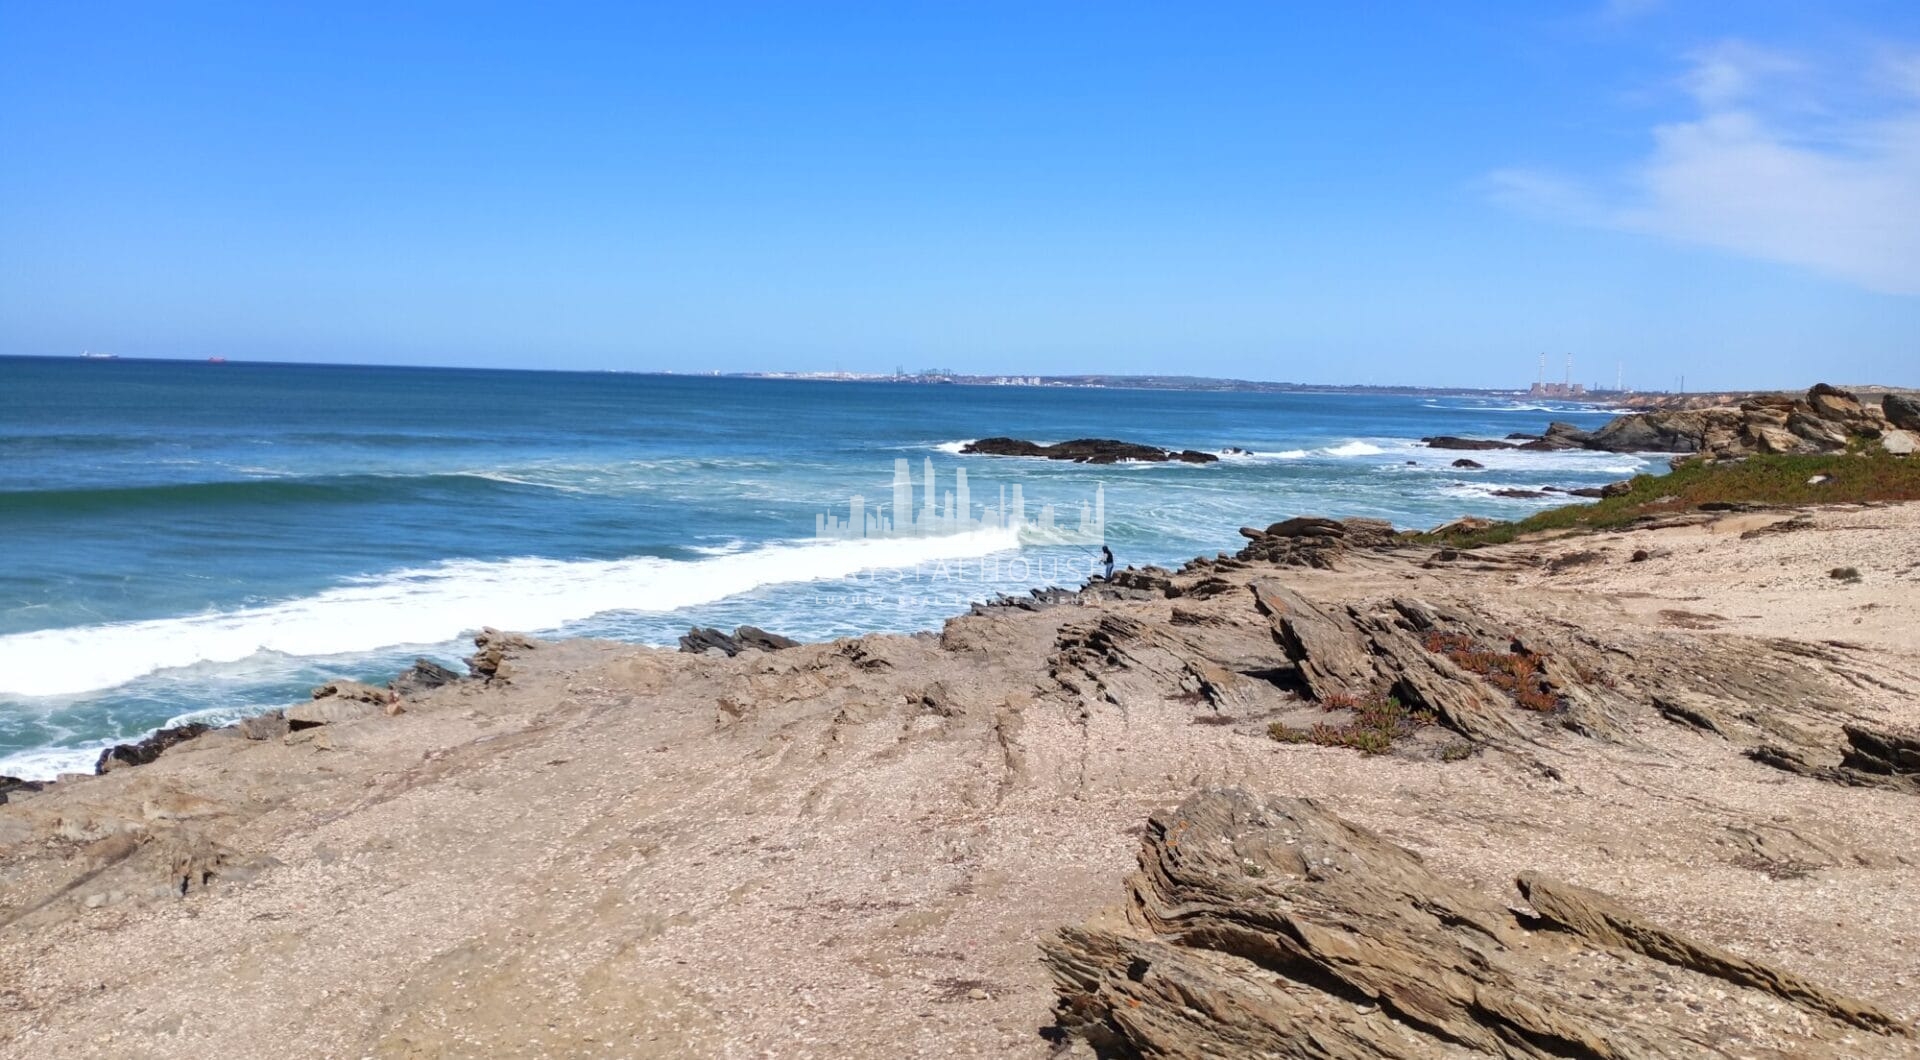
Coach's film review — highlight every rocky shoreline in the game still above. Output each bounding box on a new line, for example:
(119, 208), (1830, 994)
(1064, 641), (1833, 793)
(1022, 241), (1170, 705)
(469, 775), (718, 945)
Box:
(2, 494), (1917, 1056)
(1428, 383), (1919, 460)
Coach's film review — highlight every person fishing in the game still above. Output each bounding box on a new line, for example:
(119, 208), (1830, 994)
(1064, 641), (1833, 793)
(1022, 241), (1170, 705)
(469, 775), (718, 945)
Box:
(1100, 544), (1115, 580)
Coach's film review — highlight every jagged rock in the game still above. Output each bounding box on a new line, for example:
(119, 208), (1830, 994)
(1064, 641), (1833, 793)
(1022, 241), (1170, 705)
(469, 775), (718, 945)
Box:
(1840, 724), (1920, 778)
(1570, 385), (1884, 460)
(1653, 693), (1725, 734)
(1450, 457), (1483, 468)
(1248, 582), (1374, 699)
(1515, 873), (1903, 1035)
(678, 625), (802, 656)
(234, 712), (290, 741)
(1601, 479), (1634, 497)
(95, 723), (212, 774)
(1107, 567), (1175, 595)
(734, 626), (800, 652)
(1807, 382), (1864, 421)
(390, 658), (463, 696)
(971, 587), (1083, 615)
(960, 437), (1217, 464)
(466, 627), (537, 681)
(1421, 435), (1514, 450)
(1234, 516), (1398, 569)
(1044, 790), (1907, 1058)
(1518, 421), (1594, 451)
(1883, 393), (1920, 432)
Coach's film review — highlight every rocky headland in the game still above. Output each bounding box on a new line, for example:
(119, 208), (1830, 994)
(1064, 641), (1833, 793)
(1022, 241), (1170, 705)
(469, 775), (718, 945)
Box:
(1431, 384), (1920, 460)
(3, 475), (1919, 1055)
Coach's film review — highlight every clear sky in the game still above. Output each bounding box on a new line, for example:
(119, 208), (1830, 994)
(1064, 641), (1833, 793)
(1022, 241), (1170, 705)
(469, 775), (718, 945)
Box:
(2, 1), (1916, 390)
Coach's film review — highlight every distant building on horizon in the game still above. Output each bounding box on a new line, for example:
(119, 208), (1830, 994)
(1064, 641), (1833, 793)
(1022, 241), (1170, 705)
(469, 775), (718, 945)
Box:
(1529, 380), (1586, 398)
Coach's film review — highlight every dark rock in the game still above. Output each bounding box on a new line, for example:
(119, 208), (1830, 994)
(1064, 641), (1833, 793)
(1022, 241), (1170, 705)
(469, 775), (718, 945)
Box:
(733, 626), (800, 652)
(1422, 436), (1515, 451)
(678, 625), (802, 656)
(1601, 479), (1634, 498)
(1548, 550), (1605, 571)
(1264, 516), (1345, 538)
(95, 723), (212, 774)
(970, 587), (1084, 615)
(1492, 488), (1551, 499)
(390, 657), (463, 696)
(1, 775), (47, 805)
(1883, 393), (1920, 432)
(960, 437), (1217, 464)
(1631, 548), (1653, 562)
(1569, 487), (1606, 498)
(1450, 458), (1483, 469)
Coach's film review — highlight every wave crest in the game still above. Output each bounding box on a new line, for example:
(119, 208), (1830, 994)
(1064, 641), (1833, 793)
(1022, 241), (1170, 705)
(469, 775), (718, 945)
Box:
(0, 528), (1020, 699)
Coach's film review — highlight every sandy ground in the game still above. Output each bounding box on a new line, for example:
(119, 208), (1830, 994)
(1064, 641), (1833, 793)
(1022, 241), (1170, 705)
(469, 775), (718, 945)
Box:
(1, 503), (1917, 1057)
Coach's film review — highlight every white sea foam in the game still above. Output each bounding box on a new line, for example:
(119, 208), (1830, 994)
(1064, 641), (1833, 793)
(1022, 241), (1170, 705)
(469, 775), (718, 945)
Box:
(454, 469), (591, 493)
(1321, 440), (1388, 457)
(0, 703), (278, 781)
(1216, 448), (1310, 462)
(932, 439), (976, 454)
(0, 744), (109, 781)
(0, 528), (1020, 699)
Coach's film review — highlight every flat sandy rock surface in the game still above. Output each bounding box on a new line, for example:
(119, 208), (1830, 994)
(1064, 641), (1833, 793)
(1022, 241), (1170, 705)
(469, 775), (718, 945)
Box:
(2, 504), (1918, 1057)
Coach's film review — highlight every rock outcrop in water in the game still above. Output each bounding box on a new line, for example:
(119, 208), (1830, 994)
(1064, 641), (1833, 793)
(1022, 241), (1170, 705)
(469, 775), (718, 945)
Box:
(961, 437), (1219, 464)
(95, 724), (213, 774)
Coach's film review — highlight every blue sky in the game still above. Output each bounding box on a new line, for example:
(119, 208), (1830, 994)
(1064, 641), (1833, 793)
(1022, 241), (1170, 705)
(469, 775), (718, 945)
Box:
(2, 1), (1916, 389)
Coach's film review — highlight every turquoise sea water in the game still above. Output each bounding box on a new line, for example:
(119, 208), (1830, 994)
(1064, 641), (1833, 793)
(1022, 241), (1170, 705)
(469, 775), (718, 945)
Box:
(0, 356), (1648, 777)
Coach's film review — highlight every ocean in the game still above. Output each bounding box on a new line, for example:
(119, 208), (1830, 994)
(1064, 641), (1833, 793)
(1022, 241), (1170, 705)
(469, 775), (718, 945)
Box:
(0, 356), (1648, 778)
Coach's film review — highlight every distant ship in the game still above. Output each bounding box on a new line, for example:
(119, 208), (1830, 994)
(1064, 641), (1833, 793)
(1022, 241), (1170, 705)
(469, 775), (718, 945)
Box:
(78, 350), (118, 360)
(208, 357), (228, 364)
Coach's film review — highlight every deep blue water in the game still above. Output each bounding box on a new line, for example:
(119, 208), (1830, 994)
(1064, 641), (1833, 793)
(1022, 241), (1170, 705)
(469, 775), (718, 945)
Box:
(0, 356), (1647, 776)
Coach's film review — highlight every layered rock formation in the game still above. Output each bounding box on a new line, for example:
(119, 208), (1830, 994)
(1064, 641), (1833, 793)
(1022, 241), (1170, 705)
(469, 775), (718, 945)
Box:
(1045, 789), (1906, 1058)
(962, 437), (1219, 464)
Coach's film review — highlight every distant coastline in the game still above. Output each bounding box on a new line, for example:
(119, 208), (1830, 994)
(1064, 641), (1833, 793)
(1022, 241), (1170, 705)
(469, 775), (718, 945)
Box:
(731, 369), (1638, 402)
